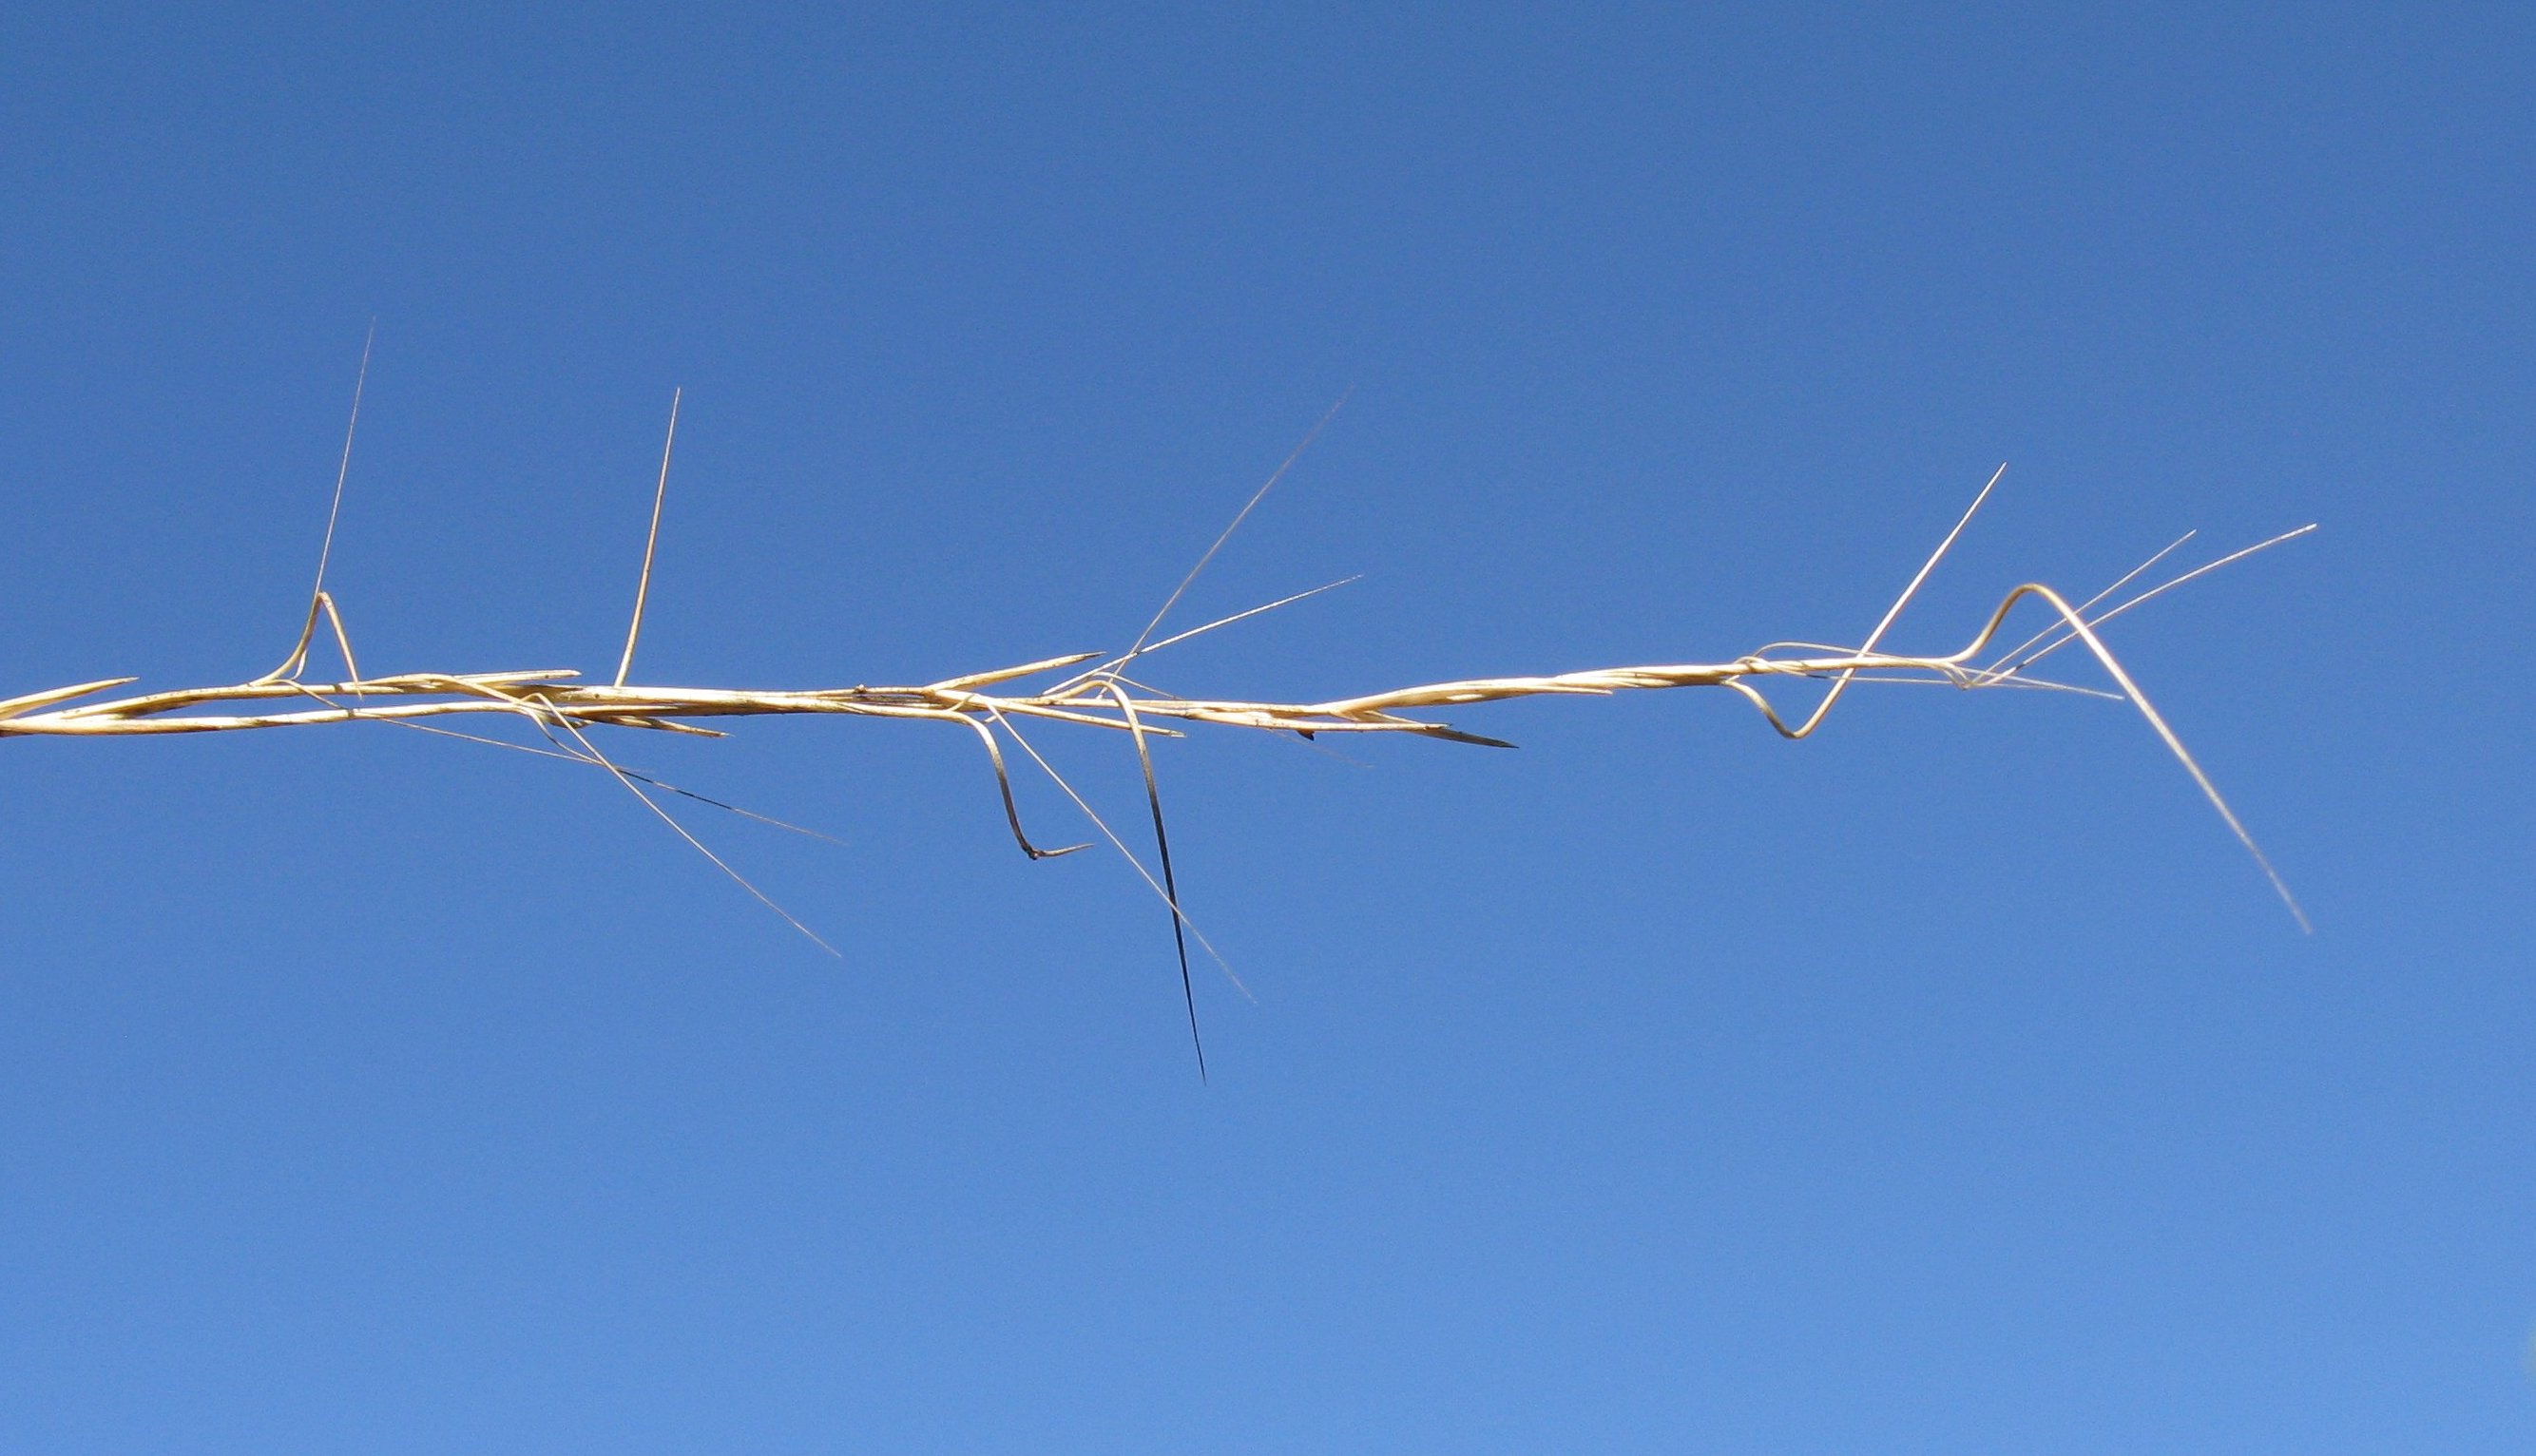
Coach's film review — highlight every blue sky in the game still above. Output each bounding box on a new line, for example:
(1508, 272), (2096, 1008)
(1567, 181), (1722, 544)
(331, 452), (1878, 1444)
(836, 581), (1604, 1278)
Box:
(1, 6), (2529, 1451)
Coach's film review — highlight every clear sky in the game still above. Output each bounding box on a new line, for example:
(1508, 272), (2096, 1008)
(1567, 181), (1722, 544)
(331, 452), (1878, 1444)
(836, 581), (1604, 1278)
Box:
(2, 6), (2529, 1452)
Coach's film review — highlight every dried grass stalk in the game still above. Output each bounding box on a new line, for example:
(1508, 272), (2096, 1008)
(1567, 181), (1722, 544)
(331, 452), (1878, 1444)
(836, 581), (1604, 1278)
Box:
(1, 385), (2314, 1070)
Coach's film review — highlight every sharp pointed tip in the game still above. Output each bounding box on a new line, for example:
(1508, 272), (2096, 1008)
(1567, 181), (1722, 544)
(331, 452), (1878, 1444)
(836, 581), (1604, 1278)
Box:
(2281, 890), (2315, 936)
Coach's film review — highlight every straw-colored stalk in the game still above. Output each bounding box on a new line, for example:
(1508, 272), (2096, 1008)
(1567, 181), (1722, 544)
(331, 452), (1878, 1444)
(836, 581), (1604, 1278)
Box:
(0, 374), (2312, 1072)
